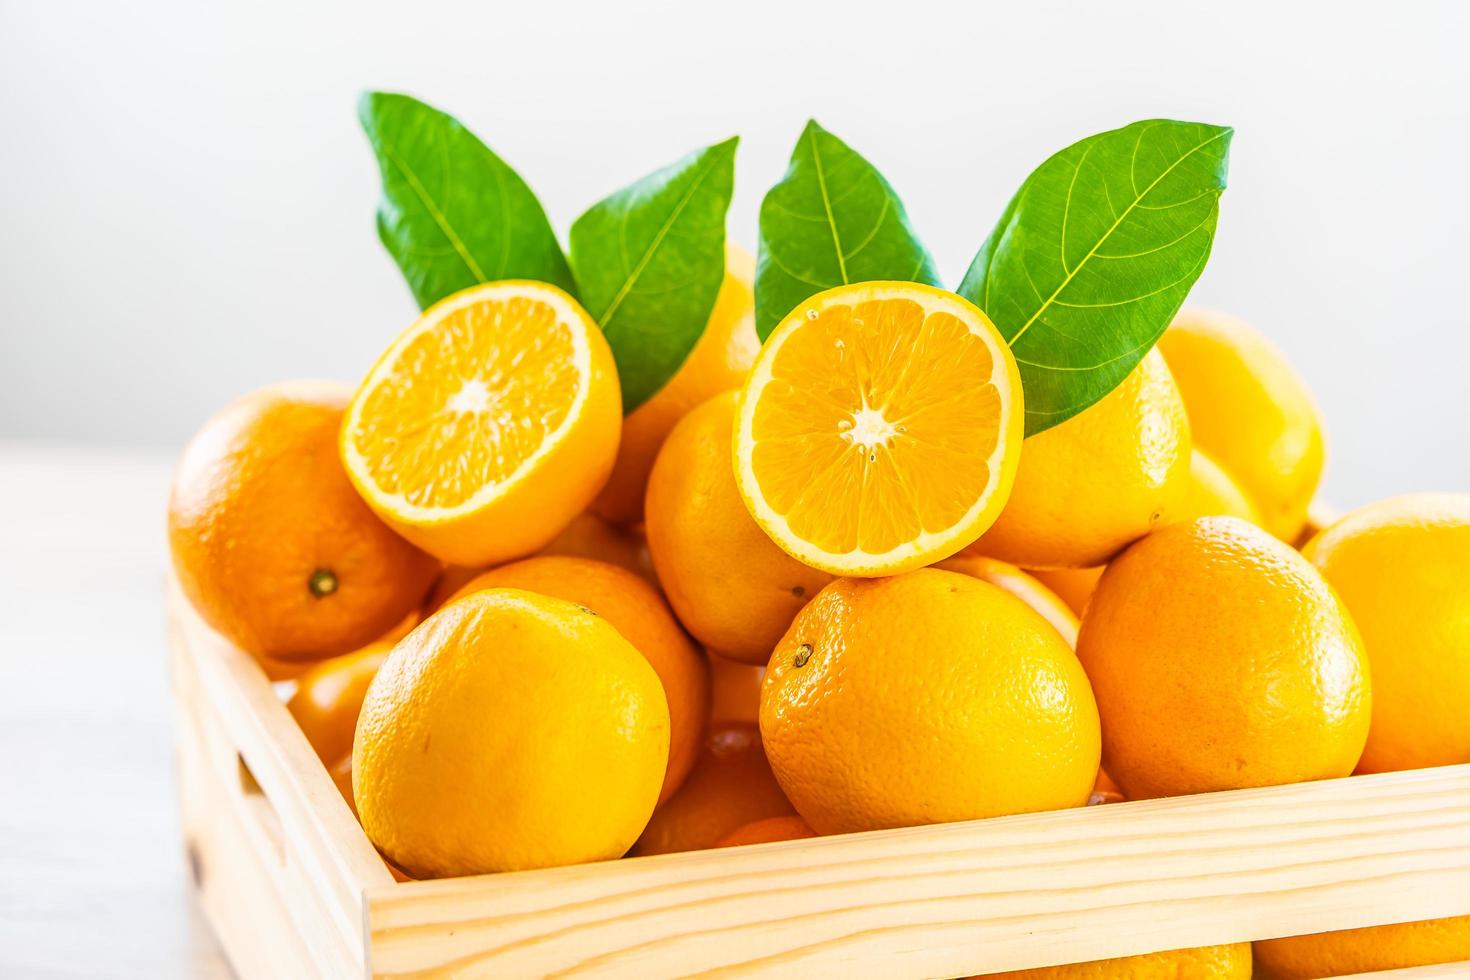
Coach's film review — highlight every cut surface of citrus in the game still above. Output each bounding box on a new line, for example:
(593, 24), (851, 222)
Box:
(341, 280), (621, 567)
(734, 282), (1023, 576)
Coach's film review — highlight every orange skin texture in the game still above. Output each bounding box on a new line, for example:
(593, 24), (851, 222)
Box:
(168, 381), (438, 662)
(936, 554), (1080, 648)
(538, 511), (655, 583)
(1183, 448), (1262, 525)
(761, 569), (1100, 835)
(1078, 517), (1371, 800)
(1026, 566), (1105, 618)
(709, 652), (764, 725)
(1302, 493), (1470, 773)
(353, 589), (669, 878)
(287, 640), (392, 764)
(630, 721), (796, 856)
(1253, 915), (1470, 979)
(714, 815), (817, 848)
(420, 513), (654, 617)
(971, 943), (1250, 979)
(1159, 310), (1325, 541)
(593, 245), (759, 526)
(975, 349), (1191, 570)
(645, 392), (833, 664)
(449, 556), (708, 806)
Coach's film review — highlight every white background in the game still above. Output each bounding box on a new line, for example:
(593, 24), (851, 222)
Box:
(3, 0), (1469, 505)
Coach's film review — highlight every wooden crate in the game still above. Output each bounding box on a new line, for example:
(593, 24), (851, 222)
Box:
(168, 582), (1470, 979)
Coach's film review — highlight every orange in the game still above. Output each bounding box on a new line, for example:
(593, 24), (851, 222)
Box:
(353, 589), (669, 877)
(448, 555), (708, 805)
(971, 943), (1250, 978)
(539, 510), (655, 583)
(168, 381), (438, 662)
(1027, 566), (1104, 618)
(593, 245), (759, 525)
(287, 640), (392, 764)
(1182, 448), (1261, 524)
(630, 721), (796, 856)
(709, 653), (763, 724)
(974, 349), (1190, 569)
(420, 512), (655, 616)
(1089, 769), (1125, 806)
(714, 815), (817, 848)
(646, 392), (832, 664)
(1078, 517), (1370, 799)
(936, 554), (1079, 648)
(761, 569), (1099, 835)
(1294, 498), (1341, 550)
(1158, 310), (1325, 540)
(341, 280), (622, 567)
(734, 282), (1024, 576)
(1253, 916), (1470, 978)
(1302, 493), (1470, 773)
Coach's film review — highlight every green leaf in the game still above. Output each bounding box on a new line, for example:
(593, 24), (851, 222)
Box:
(755, 120), (940, 339)
(569, 138), (738, 413)
(959, 119), (1233, 435)
(358, 91), (574, 308)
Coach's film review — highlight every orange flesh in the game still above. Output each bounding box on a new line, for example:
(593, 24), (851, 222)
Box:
(351, 296), (579, 509)
(749, 298), (1003, 556)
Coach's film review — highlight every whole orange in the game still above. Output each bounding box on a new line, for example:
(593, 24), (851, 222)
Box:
(630, 721), (796, 856)
(714, 815), (817, 848)
(168, 381), (437, 661)
(593, 245), (759, 526)
(1303, 493), (1470, 773)
(287, 639), (392, 764)
(1254, 916), (1470, 979)
(972, 943), (1250, 978)
(644, 392), (832, 664)
(1078, 517), (1371, 799)
(449, 555), (708, 805)
(761, 569), (1099, 835)
(974, 349), (1191, 570)
(354, 588), (669, 877)
(1158, 310), (1325, 541)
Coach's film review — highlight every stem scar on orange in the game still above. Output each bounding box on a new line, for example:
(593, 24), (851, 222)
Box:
(734, 282), (1024, 577)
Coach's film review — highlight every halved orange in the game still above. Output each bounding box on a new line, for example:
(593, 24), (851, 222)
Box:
(734, 282), (1023, 576)
(341, 281), (621, 567)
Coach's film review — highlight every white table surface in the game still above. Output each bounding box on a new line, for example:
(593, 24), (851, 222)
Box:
(0, 444), (231, 979)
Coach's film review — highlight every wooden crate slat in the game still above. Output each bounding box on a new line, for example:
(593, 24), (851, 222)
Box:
(167, 582), (392, 974)
(169, 585), (1470, 979)
(365, 766), (1470, 977)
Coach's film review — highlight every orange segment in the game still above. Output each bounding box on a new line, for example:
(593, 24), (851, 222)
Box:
(734, 282), (1023, 575)
(341, 281), (621, 566)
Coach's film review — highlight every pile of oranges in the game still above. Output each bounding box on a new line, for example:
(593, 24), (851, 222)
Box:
(168, 247), (1469, 979)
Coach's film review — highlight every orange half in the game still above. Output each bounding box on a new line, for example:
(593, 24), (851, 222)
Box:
(341, 281), (621, 567)
(734, 282), (1023, 576)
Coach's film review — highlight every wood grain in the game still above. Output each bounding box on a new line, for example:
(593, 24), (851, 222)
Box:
(365, 765), (1470, 978)
(169, 580), (391, 977)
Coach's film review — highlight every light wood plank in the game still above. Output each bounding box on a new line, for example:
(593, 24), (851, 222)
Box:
(366, 765), (1470, 978)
